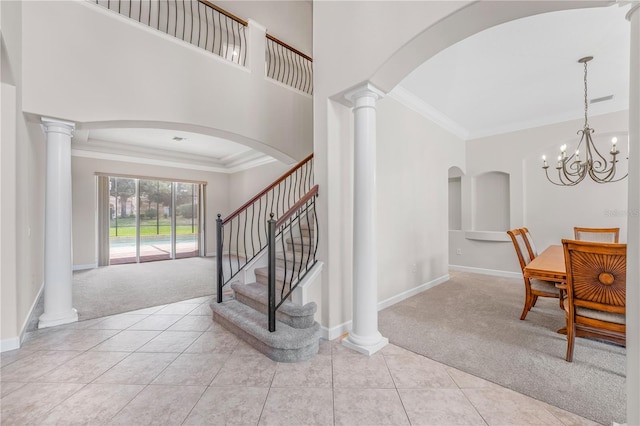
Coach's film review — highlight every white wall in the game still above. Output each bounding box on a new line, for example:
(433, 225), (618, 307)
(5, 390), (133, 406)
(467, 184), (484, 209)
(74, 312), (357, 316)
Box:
(21, 1), (312, 162)
(1, 0), (47, 349)
(227, 160), (292, 213)
(377, 97), (465, 302)
(451, 110), (628, 274)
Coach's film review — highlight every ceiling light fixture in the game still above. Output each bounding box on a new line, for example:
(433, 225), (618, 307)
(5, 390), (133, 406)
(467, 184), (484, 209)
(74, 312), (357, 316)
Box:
(172, 136), (186, 142)
(542, 56), (627, 186)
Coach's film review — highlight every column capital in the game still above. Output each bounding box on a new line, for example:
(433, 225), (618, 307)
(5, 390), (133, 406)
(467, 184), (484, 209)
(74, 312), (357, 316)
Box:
(41, 117), (75, 137)
(625, 1), (640, 20)
(344, 82), (386, 107)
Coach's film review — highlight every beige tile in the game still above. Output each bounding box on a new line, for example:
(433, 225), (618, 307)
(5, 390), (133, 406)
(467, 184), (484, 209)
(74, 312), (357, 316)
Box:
(21, 329), (120, 351)
(332, 353), (395, 388)
(127, 314), (184, 331)
(0, 382), (27, 398)
(166, 315), (213, 332)
(136, 330), (203, 353)
(399, 388), (487, 425)
(187, 303), (214, 316)
(334, 388), (410, 426)
(0, 350), (82, 382)
(36, 383), (144, 425)
(271, 355), (332, 388)
(0, 382), (84, 424)
(446, 367), (500, 389)
(108, 384), (206, 425)
(91, 330), (162, 352)
(211, 354), (277, 387)
(93, 352), (178, 384)
(183, 386), (269, 425)
(463, 387), (564, 425)
(385, 354), (458, 389)
(259, 387), (334, 426)
(183, 330), (240, 354)
(152, 353), (228, 386)
(127, 305), (166, 315)
(543, 404), (602, 426)
(231, 340), (265, 356)
(317, 338), (332, 356)
(86, 314), (148, 329)
(381, 343), (418, 357)
(37, 351), (129, 383)
(179, 296), (213, 305)
(154, 303), (200, 315)
(0, 348), (36, 369)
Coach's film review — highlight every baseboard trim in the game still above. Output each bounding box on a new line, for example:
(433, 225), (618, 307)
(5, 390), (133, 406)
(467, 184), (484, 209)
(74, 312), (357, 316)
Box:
(449, 264), (521, 279)
(377, 274), (450, 311)
(320, 274), (451, 341)
(73, 263), (97, 271)
(1, 282), (45, 352)
(0, 337), (20, 352)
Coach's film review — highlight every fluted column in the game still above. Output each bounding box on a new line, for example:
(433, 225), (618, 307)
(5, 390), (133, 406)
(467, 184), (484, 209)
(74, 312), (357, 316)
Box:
(626, 4), (640, 424)
(39, 117), (78, 329)
(342, 83), (388, 355)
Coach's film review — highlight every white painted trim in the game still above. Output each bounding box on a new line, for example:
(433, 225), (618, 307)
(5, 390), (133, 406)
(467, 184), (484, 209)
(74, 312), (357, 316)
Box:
(449, 264), (521, 279)
(320, 273), (450, 341)
(321, 320), (352, 341)
(15, 282), (45, 350)
(72, 149), (274, 174)
(377, 274), (450, 311)
(73, 263), (97, 271)
(389, 86), (469, 140)
(0, 337), (20, 352)
(265, 77), (313, 99)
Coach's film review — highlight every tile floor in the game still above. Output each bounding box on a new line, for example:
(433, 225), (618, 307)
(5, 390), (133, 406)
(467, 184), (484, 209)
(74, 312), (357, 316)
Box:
(0, 296), (600, 425)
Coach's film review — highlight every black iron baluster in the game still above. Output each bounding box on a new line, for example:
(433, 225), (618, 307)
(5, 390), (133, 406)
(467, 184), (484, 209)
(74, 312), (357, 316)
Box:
(216, 214), (223, 303)
(204, 4), (209, 51)
(268, 214), (276, 332)
(242, 210), (248, 264)
(241, 26), (247, 66)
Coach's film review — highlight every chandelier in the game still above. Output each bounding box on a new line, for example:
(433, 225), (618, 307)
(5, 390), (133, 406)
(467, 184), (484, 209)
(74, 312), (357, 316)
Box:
(542, 56), (627, 186)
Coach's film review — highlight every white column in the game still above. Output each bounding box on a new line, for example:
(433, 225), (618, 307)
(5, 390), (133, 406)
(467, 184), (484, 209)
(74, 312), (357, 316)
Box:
(627, 4), (640, 424)
(39, 117), (78, 329)
(342, 83), (388, 355)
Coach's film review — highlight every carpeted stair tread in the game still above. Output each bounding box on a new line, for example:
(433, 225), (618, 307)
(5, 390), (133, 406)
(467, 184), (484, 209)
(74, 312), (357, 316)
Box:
(210, 299), (320, 362)
(232, 282), (316, 329)
(254, 266), (289, 285)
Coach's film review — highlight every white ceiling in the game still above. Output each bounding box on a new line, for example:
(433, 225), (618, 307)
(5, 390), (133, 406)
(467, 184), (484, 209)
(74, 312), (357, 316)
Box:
(395, 4), (631, 140)
(72, 128), (274, 173)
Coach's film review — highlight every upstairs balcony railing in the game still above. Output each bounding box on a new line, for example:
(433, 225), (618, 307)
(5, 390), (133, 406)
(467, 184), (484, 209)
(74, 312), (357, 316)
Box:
(216, 153), (314, 300)
(91, 0), (312, 93)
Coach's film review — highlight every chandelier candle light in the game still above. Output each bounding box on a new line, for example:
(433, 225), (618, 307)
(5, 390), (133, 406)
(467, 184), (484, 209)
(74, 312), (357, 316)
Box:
(542, 56), (627, 186)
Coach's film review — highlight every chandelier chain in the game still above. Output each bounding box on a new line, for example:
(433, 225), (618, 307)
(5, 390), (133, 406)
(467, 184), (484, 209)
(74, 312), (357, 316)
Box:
(583, 60), (589, 128)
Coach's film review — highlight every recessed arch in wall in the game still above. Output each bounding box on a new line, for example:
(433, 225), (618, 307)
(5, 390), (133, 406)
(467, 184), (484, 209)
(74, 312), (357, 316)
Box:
(448, 166), (465, 231)
(472, 171), (510, 232)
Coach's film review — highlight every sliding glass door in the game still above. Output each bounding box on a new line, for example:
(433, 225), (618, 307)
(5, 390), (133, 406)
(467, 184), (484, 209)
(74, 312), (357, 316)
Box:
(105, 176), (203, 265)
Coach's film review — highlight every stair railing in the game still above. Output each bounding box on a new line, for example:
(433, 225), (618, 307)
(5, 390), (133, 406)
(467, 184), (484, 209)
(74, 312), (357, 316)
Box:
(266, 35), (313, 95)
(217, 154), (314, 302)
(267, 185), (319, 331)
(92, 0), (248, 66)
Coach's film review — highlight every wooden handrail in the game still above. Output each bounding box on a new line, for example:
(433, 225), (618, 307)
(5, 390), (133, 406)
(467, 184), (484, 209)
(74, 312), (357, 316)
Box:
(222, 153), (313, 224)
(266, 34), (312, 62)
(276, 185), (318, 228)
(197, 0), (248, 26)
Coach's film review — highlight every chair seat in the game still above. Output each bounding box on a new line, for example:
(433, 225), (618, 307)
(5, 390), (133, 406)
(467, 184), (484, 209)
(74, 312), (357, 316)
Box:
(530, 279), (558, 293)
(569, 306), (626, 325)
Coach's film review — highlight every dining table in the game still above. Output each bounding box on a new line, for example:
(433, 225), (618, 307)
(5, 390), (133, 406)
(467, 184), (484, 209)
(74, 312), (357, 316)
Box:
(523, 244), (567, 334)
(523, 244), (566, 283)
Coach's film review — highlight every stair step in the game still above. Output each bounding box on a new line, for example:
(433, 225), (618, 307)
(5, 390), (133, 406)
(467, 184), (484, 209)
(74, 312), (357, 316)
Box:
(232, 282), (316, 329)
(275, 250), (314, 270)
(254, 266), (290, 287)
(210, 299), (320, 362)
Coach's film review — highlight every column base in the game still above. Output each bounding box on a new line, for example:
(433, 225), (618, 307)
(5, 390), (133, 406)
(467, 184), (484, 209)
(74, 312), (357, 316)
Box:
(38, 308), (78, 329)
(342, 334), (389, 356)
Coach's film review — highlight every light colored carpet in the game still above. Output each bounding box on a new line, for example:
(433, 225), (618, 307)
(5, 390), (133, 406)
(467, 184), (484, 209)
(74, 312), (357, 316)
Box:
(379, 270), (625, 425)
(73, 257), (216, 320)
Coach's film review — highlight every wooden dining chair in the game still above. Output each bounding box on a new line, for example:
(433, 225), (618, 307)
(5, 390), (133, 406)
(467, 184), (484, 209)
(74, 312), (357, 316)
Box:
(574, 227), (620, 243)
(560, 239), (626, 362)
(520, 227), (538, 260)
(507, 229), (560, 320)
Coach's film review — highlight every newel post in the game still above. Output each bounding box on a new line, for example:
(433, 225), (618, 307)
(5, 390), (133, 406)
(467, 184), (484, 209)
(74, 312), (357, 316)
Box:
(216, 214), (223, 303)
